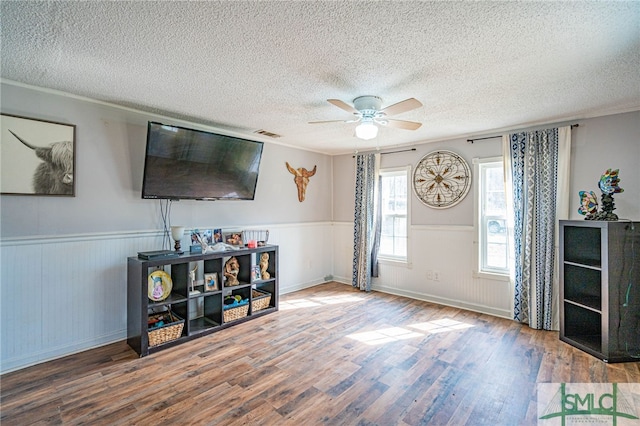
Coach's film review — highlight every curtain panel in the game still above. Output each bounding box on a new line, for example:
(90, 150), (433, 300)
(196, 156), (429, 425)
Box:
(352, 153), (380, 291)
(503, 127), (571, 330)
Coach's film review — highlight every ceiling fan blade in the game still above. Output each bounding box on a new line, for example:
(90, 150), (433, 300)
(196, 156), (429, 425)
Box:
(308, 118), (360, 124)
(379, 98), (422, 116)
(378, 118), (422, 131)
(327, 99), (359, 115)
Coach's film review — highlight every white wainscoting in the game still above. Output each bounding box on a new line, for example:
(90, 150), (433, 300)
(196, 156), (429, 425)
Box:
(1, 221), (511, 373)
(0, 222), (333, 373)
(331, 222), (513, 319)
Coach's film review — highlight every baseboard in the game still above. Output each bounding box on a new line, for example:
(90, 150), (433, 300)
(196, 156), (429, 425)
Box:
(279, 278), (329, 295)
(1, 330), (126, 375)
(372, 284), (512, 319)
(332, 275), (351, 285)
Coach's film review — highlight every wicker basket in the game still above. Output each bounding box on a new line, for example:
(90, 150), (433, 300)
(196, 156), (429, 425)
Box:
(223, 303), (249, 322)
(148, 311), (184, 347)
(252, 289), (272, 312)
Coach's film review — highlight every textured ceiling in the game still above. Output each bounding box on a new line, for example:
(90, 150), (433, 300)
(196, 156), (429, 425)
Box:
(2, 1), (639, 155)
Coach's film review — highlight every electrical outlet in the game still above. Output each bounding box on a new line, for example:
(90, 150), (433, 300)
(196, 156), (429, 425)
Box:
(427, 270), (433, 280)
(434, 271), (440, 281)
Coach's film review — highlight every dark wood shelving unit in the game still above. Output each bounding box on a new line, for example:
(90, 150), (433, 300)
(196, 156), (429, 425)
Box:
(560, 220), (639, 363)
(127, 245), (278, 357)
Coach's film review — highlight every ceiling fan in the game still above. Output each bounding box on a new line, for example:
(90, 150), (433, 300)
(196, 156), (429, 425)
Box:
(309, 96), (423, 140)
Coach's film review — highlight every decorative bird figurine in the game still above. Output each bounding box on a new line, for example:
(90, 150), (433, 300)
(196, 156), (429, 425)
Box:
(578, 191), (598, 218)
(598, 169), (624, 194)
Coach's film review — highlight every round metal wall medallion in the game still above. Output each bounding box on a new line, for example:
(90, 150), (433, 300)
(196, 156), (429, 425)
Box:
(413, 150), (472, 209)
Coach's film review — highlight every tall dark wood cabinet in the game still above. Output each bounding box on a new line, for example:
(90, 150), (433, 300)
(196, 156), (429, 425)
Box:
(127, 245), (278, 357)
(559, 220), (639, 363)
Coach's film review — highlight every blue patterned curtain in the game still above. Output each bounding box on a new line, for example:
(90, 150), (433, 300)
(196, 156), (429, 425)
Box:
(352, 153), (380, 291)
(507, 128), (561, 330)
(370, 174), (382, 278)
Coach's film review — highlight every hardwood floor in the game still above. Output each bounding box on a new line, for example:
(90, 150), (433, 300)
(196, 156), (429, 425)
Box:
(1, 282), (638, 425)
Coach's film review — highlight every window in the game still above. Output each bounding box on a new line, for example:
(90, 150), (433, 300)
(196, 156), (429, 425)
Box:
(379, 167), (409, 261)
(475, 158), (509, 276)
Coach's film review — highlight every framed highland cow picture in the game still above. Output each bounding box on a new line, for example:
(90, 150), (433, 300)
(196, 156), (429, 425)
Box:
(0, 113), (76, 196)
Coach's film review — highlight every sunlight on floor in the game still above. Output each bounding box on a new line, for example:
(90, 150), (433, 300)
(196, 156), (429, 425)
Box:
(409, 318), (474, 334)
(346, 318), (474, 345)
(280, 295), (366, 310)
(312, 295), (366, 304)
(279, 299), (323, 310)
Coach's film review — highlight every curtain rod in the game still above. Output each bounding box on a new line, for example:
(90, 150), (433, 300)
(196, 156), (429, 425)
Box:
(353, 148), (416, 158)
(467, 123), (579, 144)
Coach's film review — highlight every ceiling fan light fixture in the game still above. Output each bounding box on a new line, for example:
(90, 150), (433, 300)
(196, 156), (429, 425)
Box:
(310, 95), (422, 139)
(355, 122), (378, 140)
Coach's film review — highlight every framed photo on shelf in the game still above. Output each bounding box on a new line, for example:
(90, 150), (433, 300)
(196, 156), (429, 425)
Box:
(204, 273), (219, 292)
(1, 113), (76, 196)
(201, 229), (213, 245)
(213, 229), (223, 243)
(191, 230), (201, 246)
(224, 232), (243, 246)
(191, 229), (213, 246)
(191, 230), (204, 245)
(251, 265), (261, 282)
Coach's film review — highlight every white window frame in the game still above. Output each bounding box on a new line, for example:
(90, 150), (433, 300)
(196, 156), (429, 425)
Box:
(378, 165), (411, 265)
(473, 157), (509, 280)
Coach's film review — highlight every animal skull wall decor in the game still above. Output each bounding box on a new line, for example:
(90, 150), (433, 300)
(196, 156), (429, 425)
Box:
(286, 162), (316, 202)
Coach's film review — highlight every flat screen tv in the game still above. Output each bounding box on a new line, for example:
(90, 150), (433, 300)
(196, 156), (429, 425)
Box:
(142, 121), (264, 200)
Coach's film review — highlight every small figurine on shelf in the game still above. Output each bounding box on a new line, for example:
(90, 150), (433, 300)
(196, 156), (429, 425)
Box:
(578, 190), (598, 219)
(260, 252), (270, 280)
(224, 256), (240, 286)
(189, 264), (197, 292)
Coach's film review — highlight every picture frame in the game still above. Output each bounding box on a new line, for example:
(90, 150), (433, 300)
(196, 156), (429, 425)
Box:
(251, 265), (261, 282)
(191, 229), (213, 246)
(213, 229), (223, 243)
(1, 113), (76, 196)
(190, 230), (201, 246)
(224, 232), (243, 246)
(204, 273), (219, 292)
(201, 229), (213, 245)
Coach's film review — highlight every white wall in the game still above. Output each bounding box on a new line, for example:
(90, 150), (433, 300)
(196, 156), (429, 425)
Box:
(0, 82), (334, 373)
(332, 111), (640, 319)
